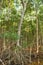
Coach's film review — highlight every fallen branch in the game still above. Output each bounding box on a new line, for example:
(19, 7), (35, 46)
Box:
(0, 59), (5, 65)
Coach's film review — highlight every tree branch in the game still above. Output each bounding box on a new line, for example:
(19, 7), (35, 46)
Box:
(0, 59), (5, 65)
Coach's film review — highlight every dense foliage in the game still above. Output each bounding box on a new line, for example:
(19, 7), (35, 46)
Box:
(0, 0), (43, 65)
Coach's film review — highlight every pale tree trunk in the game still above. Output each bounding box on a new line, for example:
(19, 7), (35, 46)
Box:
(3, 35), (6, 50)
(17, 10), (24, 46)
(36, 16), (39, 54)
(17, 0), (28, 46)
(2, 28), (6, 50)
(3, 28), (6, 50)
(29, 46), (32, 63)
(33, 0), (39, 54)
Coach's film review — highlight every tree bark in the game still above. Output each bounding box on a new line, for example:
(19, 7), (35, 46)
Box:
(17, 0), (28, 46)
(2, 27), (6, 50)
(3, 36), (6, 50)
(36, 16), (39, 54)
(29, 46), (32, 63)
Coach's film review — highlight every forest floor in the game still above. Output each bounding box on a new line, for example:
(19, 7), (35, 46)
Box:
(0, 48), (43, 65)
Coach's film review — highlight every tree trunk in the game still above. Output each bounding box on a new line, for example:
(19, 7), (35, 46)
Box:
(36, 16), (39, 54)
(17, 10), (24, 46)
(2, 27), (6, 50)
(3, 36), (6, 50)
(17, 1), (28, 46)
(29, 46), (32, 63)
